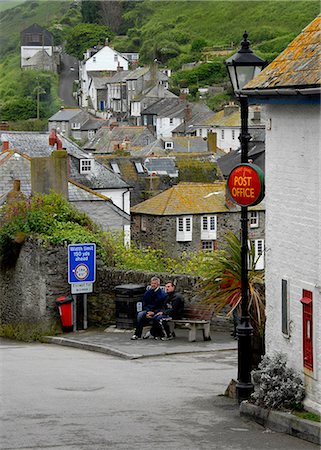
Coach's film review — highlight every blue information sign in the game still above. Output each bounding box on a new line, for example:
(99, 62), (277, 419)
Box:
(68, 243), (96, 284)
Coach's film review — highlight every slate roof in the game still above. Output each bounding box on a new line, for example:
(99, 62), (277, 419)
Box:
(0, 132), (130, 189)
(144, 157), (178, 176)
(49, 109), (83, 121)
(80, 118), (108, 131)
(108, 70), (131, 83)
(125, 66), (150, 80)
(0, 151), (130, 213)
(131, 181), (264, 215)
(142, 98), (183, 116)
(217, 141), (265, 178)
(85, 126), (156, 153)
(244, 14), (321, 91)
(21, 23), (53, 46)
(167, 137), (209, 153)
(203, 108), (264, 128)
(92, 76), (110, 89)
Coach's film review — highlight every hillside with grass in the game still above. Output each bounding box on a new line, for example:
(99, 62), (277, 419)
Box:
(0, 0), (319, 125)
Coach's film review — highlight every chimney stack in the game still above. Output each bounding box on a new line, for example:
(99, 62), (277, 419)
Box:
(2, 141), (9, 151)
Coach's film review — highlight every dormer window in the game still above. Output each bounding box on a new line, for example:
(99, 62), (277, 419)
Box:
(110, 162), (121, 174)
(80, 159), (93, 173)
(165, 141), (174, 150)
(134, 162), (144, 173)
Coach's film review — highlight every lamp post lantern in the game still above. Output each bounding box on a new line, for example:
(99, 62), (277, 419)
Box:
(225, 32), (267, 403)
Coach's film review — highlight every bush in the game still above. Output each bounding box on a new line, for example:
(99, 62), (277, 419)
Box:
(251, 353), (305, 410)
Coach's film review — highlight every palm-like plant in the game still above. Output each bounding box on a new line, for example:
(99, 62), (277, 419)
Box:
(200, 231), (265, 335)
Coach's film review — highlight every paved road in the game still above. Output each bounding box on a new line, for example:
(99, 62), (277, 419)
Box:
(58, 52), (79, 107)
(0, 339), (318, 450)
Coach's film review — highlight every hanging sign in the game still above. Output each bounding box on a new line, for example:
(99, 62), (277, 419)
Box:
(227, 163), (265, 206)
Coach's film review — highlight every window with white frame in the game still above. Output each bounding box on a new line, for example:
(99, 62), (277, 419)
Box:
(176, 216), (192, 241)
(80, 159), (93, 173)
(110, 162), (121, 174)
(71, 122), (81, 129)
(114, 54), (118, 62)
(165, 141), (174, 150)
(250, 239), (264, 270)
(201, 241), (214, 251)
(221, 129), (224, 140)
(169, 118), (174, 125)
(249, 211), (259, 228)
(201, 215), (217, 240)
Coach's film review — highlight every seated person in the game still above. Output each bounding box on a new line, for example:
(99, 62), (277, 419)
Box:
(131, 276), (166, 340)
(148, 281), (184, 340)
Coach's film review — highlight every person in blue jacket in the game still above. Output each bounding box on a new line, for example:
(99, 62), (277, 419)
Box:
(131, 276), (166, 340)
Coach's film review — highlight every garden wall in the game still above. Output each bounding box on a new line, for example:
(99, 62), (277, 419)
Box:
(0, 241), (231, 329)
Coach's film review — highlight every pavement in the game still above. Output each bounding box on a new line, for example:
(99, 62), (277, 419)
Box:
(44, 326), (320, 446)
(44, 326), (238, 360)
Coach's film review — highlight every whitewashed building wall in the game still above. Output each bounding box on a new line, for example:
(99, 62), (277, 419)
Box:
(264, 103), (321, 413)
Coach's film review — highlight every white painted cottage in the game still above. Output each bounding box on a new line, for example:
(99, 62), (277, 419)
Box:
(243, 15), (321, 413)
(79, 45), (129, 108)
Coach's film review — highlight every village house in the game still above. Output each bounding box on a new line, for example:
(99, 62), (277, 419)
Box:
(0, 131), (132, 240)
(84, 125), (156, 155)
(242, 14), (321, 413)
(20, 23), (60, 72)
(48, 108), (107, 142)
(131, 182), (265, 262)
(78, 44), (129, 109)
(141, 99), (214, 139)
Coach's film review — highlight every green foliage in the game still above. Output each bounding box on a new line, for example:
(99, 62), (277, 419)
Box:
(170, 60), (228, 94)
(0, 192), (113, 266)
(109, 232), (216, 277)
(7, 119), (48, 131)
(0, 321), (61, 342)
(81, 0), (101, 24)
(0, 56), (60, 121)
(292, 410), (320, 423)
(207, 93), (231, 112)
(177, 159), (220, 183)
(200, 231), (265, 333)
(65, 23), (114, 60)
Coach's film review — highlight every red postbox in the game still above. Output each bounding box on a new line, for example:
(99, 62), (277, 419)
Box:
(56, 296), (74, 329)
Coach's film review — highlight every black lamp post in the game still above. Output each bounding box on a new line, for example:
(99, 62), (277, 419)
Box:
(225, 32), (267, 403)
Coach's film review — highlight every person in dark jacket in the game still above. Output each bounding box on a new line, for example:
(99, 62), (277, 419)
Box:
(149, 281), (184, 340)
(131, 277), (166, 340)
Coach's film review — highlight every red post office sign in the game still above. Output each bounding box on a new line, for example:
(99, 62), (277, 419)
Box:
(227, 163), (265, 206)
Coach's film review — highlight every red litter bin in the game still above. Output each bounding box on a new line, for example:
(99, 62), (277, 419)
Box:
(56, 295), (74, 329)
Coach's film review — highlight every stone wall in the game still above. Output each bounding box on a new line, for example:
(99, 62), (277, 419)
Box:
(131, 210), (265, 257)
(1, 241), (216, 329)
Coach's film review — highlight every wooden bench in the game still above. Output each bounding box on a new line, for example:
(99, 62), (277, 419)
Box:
(168, 304), (214, 342)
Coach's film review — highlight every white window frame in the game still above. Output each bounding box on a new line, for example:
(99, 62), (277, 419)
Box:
(80, 159), (93, 174)
(176, 216), (192, 242)
(201, 215), (217, 240)
(71, 122), (81, 130)
(165, 141), (174, 150)
(249, 211), (259, 228)
(88, 129), (95, 140)
(169, 118), (174, 125)
(250, 239), (264, 270)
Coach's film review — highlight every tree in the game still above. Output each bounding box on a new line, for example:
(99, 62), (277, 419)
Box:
(81, 0), (100, 23)
(65, 23), (114, 60)
(200, 231), (265, 335)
